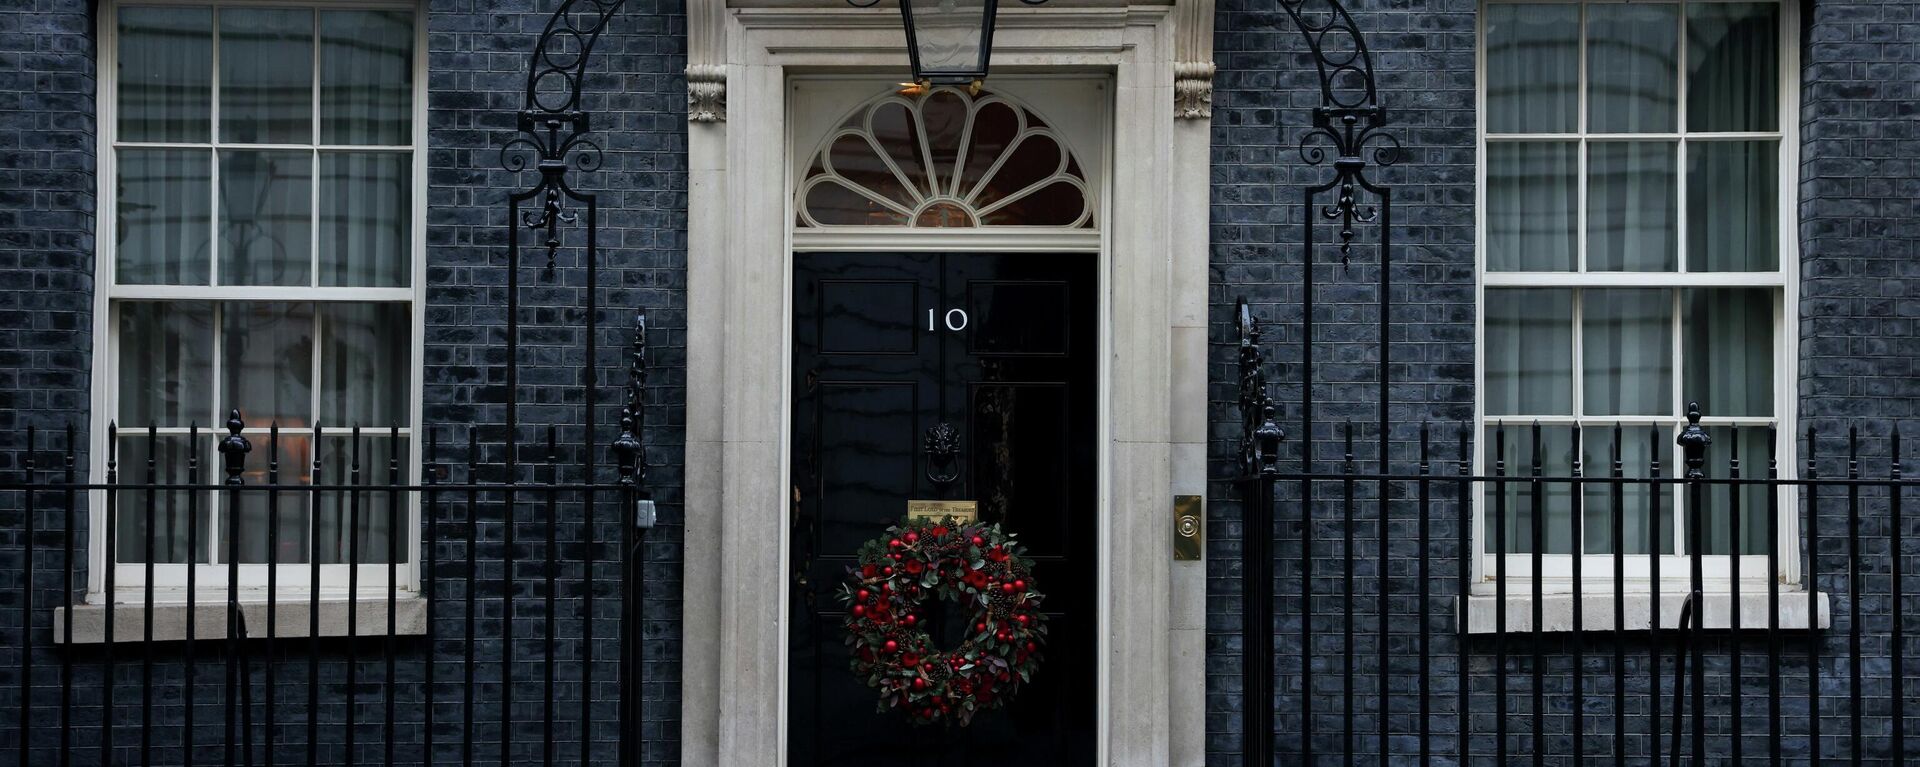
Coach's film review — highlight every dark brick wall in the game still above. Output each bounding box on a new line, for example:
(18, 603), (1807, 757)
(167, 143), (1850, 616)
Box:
(1799, 2), (1918, 440)
(1796, 0), (1920, 763)
(1206, 0), (1917, 764)
(0, 0), (95, 449)
(0, 0), (687, 763)
(0, 0), (97, 761)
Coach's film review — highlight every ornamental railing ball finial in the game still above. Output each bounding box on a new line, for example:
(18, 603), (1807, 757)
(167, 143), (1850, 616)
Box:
(217, 409), (252, 485)
(1256, 403), (1286, 477)
(1677, 401), (1712, 479)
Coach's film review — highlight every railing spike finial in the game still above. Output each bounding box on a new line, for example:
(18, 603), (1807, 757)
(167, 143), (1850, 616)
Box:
(613, 314), (648, 488)
(1237, 298), (1285, 478)
(1677, 402), (1711, 480)
(218, 409), (252, 485)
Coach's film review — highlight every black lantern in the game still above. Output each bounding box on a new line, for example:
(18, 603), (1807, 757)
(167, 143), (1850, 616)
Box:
(853, 0), (1045, 89)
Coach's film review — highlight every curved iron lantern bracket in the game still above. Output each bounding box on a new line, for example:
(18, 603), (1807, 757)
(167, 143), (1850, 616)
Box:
(1228, 2), (1402, 766)
(502, 0), (628, 268)
(1278, 0), (1399, 263)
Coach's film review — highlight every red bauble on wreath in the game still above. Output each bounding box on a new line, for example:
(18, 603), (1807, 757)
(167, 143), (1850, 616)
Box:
(838, 516), (1048, 726)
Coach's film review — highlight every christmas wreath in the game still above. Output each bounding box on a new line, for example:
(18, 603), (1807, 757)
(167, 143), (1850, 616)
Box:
(838, 516), (1048, 726)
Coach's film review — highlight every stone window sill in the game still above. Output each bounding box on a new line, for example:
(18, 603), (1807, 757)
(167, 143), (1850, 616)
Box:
(54, 597), (428, 644)
(1458, 591), (1831, 634)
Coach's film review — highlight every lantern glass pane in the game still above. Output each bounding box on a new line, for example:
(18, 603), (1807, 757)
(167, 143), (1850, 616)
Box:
(907, 0), (991, 79)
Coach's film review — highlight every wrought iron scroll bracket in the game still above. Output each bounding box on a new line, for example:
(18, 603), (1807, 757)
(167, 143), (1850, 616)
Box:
(1298, 107), (1399, 265)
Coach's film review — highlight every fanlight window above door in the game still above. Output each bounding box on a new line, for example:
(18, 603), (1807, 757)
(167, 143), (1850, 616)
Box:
(796, 87), (1094, 229)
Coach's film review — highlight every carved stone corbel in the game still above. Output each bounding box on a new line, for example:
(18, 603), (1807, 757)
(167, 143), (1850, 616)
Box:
(1174, 0), (1216, 119)
(1175, 61), (1216, 119)
(687, 0), (726, 122)
(688, 64), (727, 122)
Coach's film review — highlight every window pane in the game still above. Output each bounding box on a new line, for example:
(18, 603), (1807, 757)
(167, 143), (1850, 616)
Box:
(1484, 425), (1577, 554)
(221, 302), (314, 426)
(1580, 426), (1676, 555)
(117, 148), (212, 285)
(1587, 141), (1677, 271)
(1683, 288), (1773, 417)
(119, 301), (214, 426)
(320, 10), (414, 145)
(1486, 289), (1573, 415)
(315, 435), (405, 565)
(1485, 4), (1579, 133)
(218, 8), (312, 144)
(1687, 140), (1778, 272)
(215, 433), (314, 564)
(1698, 425), (1772, 555)
(114, 435), (209, 564)
(319, 152), (410, 286)
(1582, 289), (1672, 416)
(1587, 3), (1679, 133)
(219, 150), (312, 286)
(319, 303), (410, 427)
(1487, 142), (1577, 271)
(118, 7), (212, 143)
(1688, 2), (1779, 132)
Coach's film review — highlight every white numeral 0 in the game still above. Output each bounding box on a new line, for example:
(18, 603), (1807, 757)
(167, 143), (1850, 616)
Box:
(928, 308), (969, 332)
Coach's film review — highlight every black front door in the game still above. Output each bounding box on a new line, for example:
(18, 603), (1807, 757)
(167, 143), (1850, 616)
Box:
(788, 252), (1097, 766)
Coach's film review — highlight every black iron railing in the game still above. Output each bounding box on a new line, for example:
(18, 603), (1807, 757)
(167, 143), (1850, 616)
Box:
(1, 317), (654, 767)
(1232, 299), (1916, 765)
(2, 414), (653, 767)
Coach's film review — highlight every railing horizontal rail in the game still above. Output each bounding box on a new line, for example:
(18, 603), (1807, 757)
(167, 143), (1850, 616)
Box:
(1233, 471), (1915, 487)
(1, 481), (650, 492)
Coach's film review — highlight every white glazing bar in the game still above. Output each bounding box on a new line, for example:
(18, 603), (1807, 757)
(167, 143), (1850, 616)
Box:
(209, 7), (222, 289)
(1675, 0), (1690, 276)
(109, 285), (416, 301)
(1482, 271), (1785, 287)
(1575, 0), (1588, 273)
(310, 7), (322, 290)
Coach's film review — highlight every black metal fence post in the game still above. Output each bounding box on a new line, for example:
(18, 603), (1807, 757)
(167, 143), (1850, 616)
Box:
(1233, 299), (1280, 767)
(217, 410), (251, 767)
(1894, 429), (1907, 761)
(613, 314), (650, 767)
(18, 427), (33, 767)
(1676, 403), (1712, 765)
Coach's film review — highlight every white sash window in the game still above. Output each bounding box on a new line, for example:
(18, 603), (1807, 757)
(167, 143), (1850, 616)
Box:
(1475, 0), (1797, 589)
(96, 1), (424, 598)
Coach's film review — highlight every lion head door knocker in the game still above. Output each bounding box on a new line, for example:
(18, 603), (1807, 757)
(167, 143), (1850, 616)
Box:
(924, 421), (961, 487)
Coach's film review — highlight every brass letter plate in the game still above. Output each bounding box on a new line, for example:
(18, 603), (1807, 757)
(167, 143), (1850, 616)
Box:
(907, 499), (978, 524)
(1173, 495), (1203, 561)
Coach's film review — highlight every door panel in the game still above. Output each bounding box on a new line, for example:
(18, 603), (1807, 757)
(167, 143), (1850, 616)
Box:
(789, 252), (1096, 767)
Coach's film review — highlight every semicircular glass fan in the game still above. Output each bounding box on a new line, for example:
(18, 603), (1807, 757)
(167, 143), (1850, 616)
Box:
(796, 86), (1093, 229)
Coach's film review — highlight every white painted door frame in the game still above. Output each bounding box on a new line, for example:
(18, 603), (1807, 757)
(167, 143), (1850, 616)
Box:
(680, 4), (1212, 764)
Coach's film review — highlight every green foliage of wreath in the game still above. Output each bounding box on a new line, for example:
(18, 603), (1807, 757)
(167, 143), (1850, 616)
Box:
(837, 516), (1049, 726)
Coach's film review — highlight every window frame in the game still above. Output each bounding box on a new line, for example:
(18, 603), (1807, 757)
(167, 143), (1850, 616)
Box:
(1471, 0), (1802, 594)
(89, 0), (428, 603)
